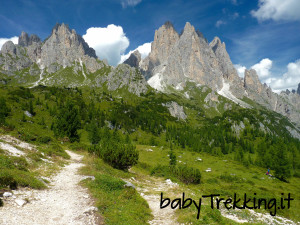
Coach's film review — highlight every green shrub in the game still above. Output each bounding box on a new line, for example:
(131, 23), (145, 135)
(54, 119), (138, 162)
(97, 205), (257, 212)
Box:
(0, 155), (28, 171)
(100, 142), (138, 170)
(0, 169), (45, 189)
(151, 164), (201, 184)
(94, 174), (125, 192)
(70, 142), (89, 151)
(151, 164), (171, 177)
(0, 97), (10, 125)
(172, 165), (201, 184)
(37, 135), (52, 144)
(40, 143), (70, 159)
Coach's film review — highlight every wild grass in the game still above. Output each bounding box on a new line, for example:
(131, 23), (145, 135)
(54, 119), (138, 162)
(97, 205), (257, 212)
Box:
(79, 151), (152, 225)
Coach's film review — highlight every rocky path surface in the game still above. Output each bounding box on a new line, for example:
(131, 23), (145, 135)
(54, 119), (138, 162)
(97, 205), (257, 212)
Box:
(131, 176), (180, 225)
(0, 150), (100, 225)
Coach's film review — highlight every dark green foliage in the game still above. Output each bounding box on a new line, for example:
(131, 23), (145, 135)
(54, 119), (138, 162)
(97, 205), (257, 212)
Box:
(0, 97), (10, 125)
(151, 164), (201, 184)
(52, 100), (81, 142)
(273, 142), (291, 182)
(0, 169), (45, 189)
(40, 143), (70, 159)
(94, 174), (125, 192)
(169, 150), (177, 166)
(171, 165), (201, 184)
(89, 129), (139, 170)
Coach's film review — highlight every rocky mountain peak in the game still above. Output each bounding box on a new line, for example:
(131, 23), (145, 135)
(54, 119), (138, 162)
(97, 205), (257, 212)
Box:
(124, 50), (141, 68)
(40, 23), (97, 72)
(18, 31), (30, 47)
(52, 23), (71, 34)
(18, 31), (41, 48)
(297, 83), (300, 95)
(1, 41), (16, 55)
(244, 69), (261, 90)
(210, 36), (225, 51)
(142, 21), (179, 72)
(29, 34), (41, 44)
(163, 21), (175, 30)
(183, 22), (195, 34)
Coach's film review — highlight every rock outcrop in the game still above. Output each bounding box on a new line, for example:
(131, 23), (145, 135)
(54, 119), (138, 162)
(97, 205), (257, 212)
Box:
(96, 64), (148, 96)
(141, 22), (244, 99)
(40, 23), (101, 73)
(124, 50), (141, 68)
(138, 21), (300, 127)
(163, 101), (187, 120)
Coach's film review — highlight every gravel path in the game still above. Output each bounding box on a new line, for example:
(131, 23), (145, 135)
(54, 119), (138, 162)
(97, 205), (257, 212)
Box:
(134, 177), (180, 225)
(0, 150), (100, 225)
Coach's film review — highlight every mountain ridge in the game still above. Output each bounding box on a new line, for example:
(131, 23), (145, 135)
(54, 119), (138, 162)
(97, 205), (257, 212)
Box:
(0, 21), (299, 127)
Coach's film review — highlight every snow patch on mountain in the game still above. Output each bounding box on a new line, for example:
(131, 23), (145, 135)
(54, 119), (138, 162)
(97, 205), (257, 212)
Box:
(218, 79), (250, 108)
(148, 73), (165, 91)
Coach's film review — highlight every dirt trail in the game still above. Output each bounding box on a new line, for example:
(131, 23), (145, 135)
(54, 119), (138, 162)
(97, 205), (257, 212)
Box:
(0, 150), (100, 225)
(132, 176), (180, 225)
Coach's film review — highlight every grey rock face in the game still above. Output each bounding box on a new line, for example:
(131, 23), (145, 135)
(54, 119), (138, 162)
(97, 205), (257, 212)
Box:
(140, 21), (300, 126)
(1, 41), (16, 55)
(209, 37), (244, 97)
(244, 69), (300, 127)
(140, 21), (179, 79)
(297, 83), (300, 95)
(0, 41), (32, 71)
(40, 23), (99, 73)
(163, 101), (187, 120)
(18, 32), (30, 47)
(141, 22), (245, 97)
(96, 64), (148, 96)
(124, 50), (141, 68)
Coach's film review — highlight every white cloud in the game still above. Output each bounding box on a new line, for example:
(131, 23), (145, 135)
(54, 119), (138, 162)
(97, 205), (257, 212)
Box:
(251, 58), (272, 78)
(266, 59), (300, 92)
(0, 36), (18, 50)
(215, 20), (226, 27)
(83, 25), (130, 66)
(121, 0), (142, 8)
(237, 58), (300, 93)
(234, 64), (246, 78)
(251, 0), (300, 22)
(120, 42), (151, 64)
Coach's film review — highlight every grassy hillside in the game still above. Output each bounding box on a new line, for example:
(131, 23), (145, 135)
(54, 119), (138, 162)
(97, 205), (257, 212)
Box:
(0, 84), (299, 224)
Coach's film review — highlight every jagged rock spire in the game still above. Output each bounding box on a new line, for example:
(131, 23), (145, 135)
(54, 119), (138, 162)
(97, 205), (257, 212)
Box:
(124, 50), (141, 68)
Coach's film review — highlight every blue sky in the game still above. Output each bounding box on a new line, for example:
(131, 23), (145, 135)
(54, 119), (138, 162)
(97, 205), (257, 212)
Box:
(0, 0), (300, 91)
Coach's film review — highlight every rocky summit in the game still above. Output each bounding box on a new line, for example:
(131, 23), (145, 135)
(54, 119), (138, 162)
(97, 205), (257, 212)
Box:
(0, 21), (299, 127)
(134, 21), (300, 127)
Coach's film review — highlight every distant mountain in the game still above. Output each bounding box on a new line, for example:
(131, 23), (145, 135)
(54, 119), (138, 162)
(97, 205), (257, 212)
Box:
(0, 22), (299, 128)
(133, 21), (300, 127)
(0, 23), (148, 95)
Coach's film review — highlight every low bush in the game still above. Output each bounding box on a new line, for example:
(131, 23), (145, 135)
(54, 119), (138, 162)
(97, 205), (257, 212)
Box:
(172, 165), (201, 184)
(151, 164), (201, 184)
(40, 143), (70, 159)
(0, 169), (45, 189)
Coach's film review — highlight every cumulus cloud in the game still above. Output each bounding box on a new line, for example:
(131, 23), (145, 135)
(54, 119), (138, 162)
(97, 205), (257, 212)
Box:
(120, 42), (151, 64)
(121, 0), (142, 8)
(0, 36), (18, 50)
(251, 0), (300, 22)
(236, 58), (300, 93)
(215, 20), (226, 27)
(234, 64), (247, 78)
(251, 58), (272, 78)
(266, 59), (300, 92)
(83, 25), (129, 66)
